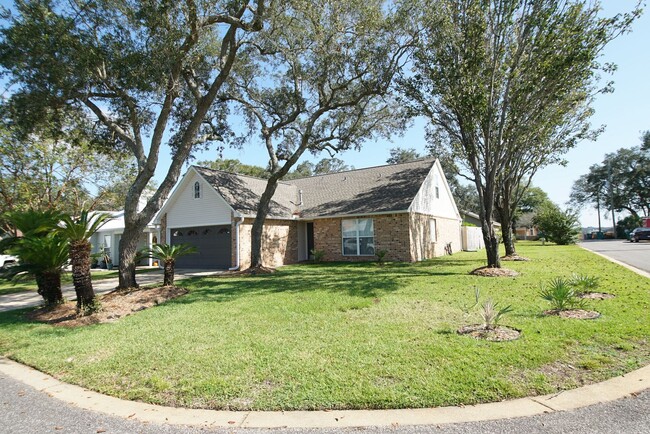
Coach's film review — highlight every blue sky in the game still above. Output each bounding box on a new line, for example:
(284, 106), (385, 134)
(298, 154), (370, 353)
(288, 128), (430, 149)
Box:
(165, 1), (649, 228)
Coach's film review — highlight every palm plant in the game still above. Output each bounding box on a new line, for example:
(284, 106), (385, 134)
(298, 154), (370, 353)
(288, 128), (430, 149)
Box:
(539, 277), (585, 311)
(58, 210), (112, 311)
(1, 210), (67, 305)
(570, 273), (600, 295)
(147, 243), (197, 286)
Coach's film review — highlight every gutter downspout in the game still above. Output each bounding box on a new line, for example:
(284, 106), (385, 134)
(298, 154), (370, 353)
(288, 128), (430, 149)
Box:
(229, 216), (245, 271)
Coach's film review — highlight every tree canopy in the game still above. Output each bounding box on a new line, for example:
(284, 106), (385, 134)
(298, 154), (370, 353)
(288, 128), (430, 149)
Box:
(0, 0), (266, 287)
(400, 0), (639, 267)
(570, 142), (650, 218)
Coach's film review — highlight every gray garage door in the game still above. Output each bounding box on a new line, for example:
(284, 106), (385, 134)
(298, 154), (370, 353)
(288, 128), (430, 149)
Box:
(170, 225), (231, 269)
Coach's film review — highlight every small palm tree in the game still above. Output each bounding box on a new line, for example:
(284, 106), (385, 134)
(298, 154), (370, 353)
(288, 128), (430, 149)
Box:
(1, 210), (68, 305)
(148, 243), (197, 286)
(59, 210), (112, 311)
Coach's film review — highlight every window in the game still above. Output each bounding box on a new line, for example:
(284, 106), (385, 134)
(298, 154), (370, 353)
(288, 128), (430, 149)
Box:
(434, 174), (440, 199)
(429, 218), (437, 242)
(435, 186), (440, 199)
(194, 181), (201, 199)
(342, 218), (374, 256)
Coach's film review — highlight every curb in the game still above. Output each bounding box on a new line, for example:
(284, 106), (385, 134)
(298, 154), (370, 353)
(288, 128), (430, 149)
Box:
(0, 357), (648, 429)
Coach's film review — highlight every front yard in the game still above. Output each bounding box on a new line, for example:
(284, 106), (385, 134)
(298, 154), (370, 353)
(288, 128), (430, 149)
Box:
(0, 242), (648, 410)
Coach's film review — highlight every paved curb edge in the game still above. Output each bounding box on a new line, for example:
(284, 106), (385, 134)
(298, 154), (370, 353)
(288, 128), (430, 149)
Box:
(578, 243), (650, 279)
(0, 357), (648, 429)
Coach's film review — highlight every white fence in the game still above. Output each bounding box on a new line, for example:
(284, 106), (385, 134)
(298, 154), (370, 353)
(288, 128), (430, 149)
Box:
(461, 226), (484, 251)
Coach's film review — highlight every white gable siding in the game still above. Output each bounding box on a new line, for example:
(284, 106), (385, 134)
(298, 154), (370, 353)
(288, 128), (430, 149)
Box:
(166, 173), (232, 228)
(409, 161), (459, 219)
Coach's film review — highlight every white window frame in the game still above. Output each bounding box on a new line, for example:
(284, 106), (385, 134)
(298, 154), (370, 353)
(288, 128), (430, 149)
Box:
(193, 181), (201, 199)
(342, 218), (375, 256)
(429, 218), (437, 242)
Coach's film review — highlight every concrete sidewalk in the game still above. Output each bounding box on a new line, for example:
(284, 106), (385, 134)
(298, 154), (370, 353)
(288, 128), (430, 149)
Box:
(0, 269), (223, 313)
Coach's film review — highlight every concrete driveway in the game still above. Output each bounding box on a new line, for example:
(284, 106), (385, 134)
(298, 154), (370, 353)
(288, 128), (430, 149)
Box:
(580, 239), (650, 275)
(0, 268), (223, 313)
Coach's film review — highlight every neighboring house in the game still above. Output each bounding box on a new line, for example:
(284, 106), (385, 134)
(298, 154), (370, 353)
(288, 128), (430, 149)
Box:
(89, 210), (160, 267)
(460, 210), (502, 229)
(154, 158), (463, 270)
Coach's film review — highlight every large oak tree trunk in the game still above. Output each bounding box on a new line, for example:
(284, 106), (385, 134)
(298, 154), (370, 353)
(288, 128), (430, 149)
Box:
(70, 241), (95, 310)
(118, 217), (147, 289)
(251, 178), (281, 268)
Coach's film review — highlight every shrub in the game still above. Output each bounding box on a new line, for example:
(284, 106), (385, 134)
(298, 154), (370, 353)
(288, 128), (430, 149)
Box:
(310, 249), (325, 262)
(570, 273), (599, 295)
(533, 205), (580, 245)
(539, 277), (585, 311)
(467, 288), (513, 330)
(376, 249), (388, 264)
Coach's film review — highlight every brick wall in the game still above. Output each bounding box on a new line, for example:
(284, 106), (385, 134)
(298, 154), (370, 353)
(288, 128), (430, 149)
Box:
(409, 213), (461, 259)
(236, 218), (299, 269)
(312, 214), (412, 262)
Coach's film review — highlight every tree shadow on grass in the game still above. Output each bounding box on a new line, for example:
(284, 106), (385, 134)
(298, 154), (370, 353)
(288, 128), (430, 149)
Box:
(171, 257), (482, 306)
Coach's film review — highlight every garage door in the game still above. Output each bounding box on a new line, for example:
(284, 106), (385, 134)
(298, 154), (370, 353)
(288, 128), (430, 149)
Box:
(170, 225), (231, 269)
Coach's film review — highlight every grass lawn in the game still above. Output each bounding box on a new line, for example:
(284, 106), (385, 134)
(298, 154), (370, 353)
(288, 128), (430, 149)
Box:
(0, 268), (160, 296)
(0, 242), (648, 410)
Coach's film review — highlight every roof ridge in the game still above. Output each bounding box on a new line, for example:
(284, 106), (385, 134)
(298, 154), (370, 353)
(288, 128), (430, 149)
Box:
(192, 165), (295, 186)
(285, 157), (436, 182)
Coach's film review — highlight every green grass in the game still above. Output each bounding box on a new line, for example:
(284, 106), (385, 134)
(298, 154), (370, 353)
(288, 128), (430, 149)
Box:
(0, 242), (648, 410)
(0, 268), (160, 296)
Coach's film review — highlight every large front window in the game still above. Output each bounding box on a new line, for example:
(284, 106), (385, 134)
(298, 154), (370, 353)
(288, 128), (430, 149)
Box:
(342, 218), (375, 256)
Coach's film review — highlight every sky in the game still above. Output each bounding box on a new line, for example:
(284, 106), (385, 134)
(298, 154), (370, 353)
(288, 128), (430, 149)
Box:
(155, 1), (649, 228)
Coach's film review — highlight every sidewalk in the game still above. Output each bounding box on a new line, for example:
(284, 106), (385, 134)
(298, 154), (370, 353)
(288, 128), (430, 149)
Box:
(0, 269), (222, 313)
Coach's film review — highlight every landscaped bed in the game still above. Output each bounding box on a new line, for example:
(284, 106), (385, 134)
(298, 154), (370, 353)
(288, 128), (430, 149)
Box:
(0, 242), (648, 411)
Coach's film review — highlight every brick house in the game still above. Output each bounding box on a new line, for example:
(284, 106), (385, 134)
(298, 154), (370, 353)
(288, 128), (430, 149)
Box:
(154, 158), (462, 269)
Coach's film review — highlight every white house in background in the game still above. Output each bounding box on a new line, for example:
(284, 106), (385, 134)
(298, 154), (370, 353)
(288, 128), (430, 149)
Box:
(90, 210), (160, 267)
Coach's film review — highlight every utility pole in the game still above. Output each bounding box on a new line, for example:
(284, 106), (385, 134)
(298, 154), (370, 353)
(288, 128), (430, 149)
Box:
(608, 161), (616, 238)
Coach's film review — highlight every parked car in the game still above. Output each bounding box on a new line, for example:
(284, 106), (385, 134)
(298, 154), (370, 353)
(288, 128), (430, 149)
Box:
(631, 228), (650, 242)
(0, 254), (18, 268)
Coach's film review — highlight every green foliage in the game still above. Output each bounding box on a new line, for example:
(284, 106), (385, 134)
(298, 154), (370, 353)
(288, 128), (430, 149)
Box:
(570, 143), (650, 218)
(195, 159), (271, 179)
(58, 210), (113, 244)
(147, 244), (197, 263)
(539, 277), (586, 311)
(533, 205), (580, 245)
(310, 249), (325, 262)
(570, 273), (600, 295)
(375, 249), (388, 264)
(617, 215), (643, 238)
(401, 0), (639, 267)
(386, 148), (422, 164)
(467, 288), (513, 330)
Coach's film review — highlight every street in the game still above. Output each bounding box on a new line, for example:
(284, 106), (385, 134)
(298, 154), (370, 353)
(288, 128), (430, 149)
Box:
(580, 239), (650, 275)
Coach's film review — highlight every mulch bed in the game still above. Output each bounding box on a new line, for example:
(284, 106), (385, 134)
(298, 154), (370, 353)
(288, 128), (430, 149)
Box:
(457, 324), (521, 341)
(26, 286), (188, 327)
(470, 266), (520, 277)
(225, 266), (276, 276)
(579, 292), (615, 300)
(500, 255), (530, 262)
(543, 309), (601, 320)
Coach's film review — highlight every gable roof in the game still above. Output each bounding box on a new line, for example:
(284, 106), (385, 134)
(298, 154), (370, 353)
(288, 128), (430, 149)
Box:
(189, 158), (438, 219)
(193, 167), (299, 219)
(289, 158), (435, 218)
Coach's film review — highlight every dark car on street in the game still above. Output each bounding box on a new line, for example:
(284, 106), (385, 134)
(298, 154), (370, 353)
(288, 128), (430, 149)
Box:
(631, 227), (650, 242)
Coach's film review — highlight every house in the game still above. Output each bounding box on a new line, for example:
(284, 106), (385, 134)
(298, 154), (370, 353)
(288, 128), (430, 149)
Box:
(89, 210), (160, 267)
(154, 158), (463, 269)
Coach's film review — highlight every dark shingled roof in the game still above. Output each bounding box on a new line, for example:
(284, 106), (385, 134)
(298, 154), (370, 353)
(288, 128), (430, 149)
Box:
(193, 158), (436, 219)
(193, 167), (299, 219)
(289, 158), (435, 217)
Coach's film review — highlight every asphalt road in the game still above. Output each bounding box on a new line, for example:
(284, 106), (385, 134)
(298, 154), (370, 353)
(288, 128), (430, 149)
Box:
(1, 372), (649, 434)
(580, 239), (650, 274)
